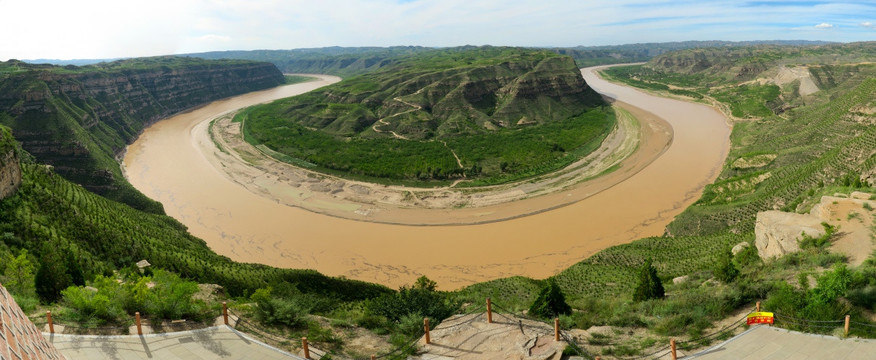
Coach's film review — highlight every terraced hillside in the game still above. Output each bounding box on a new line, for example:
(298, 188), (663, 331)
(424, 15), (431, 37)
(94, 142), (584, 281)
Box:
(462, 44), (876, 344)
(241, 46), (611, 184)
(0, 57), (285, 212)
(0, 124), (389, 302)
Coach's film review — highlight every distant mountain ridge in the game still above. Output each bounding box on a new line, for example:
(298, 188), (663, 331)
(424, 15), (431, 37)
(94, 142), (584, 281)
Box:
(181, 41), (836, 77)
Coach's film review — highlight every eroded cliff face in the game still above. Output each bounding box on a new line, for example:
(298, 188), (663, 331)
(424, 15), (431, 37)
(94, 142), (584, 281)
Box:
(0, 127), (21, 200)
(279, 53), (603, 140)
(0, 58), (284, 211)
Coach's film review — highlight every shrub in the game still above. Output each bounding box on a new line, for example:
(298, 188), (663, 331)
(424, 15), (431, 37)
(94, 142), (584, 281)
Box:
(397, 312), (425, 336)
(633, 258), (664, 302)
(367, 286), (459, 324)
(714, 249), (739, 283)
(847, 285), (876, 310)
(528, 280), (572, 318)
(251, 287), (310, 328)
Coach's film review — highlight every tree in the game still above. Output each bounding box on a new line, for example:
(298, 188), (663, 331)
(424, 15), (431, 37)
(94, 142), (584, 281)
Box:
(633, 258), (664, 302)
(65, 251), (85, 286)
(714, 248), (739, 283)
(414, 275), (437, 291)
(2, 249), (35, 295)
(35, 244), (72, 303)
(528, 280), (572, 319)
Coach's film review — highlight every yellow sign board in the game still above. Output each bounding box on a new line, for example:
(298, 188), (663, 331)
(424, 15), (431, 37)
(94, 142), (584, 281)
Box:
(747, 312), (774, 325)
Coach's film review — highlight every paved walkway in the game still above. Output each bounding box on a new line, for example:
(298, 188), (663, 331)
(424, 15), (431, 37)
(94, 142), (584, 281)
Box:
(45, 325), (304, 360)
(686, 325), (876, 359)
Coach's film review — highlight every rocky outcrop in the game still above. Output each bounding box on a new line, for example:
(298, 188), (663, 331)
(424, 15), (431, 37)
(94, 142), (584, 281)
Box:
(0, 126), (21, 200)
(0, 58), (284, 211)
(754, 210), (825, 259)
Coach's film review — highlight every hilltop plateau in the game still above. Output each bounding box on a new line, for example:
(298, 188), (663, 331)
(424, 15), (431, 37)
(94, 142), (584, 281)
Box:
(241, 47), (611, 185)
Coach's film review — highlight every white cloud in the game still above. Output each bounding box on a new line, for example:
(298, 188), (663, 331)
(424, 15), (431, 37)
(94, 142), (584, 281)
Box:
(2, 0), (876, 61)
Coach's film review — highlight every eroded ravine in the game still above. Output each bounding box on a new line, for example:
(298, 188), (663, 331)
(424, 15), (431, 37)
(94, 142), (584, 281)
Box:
(123, 67), (730, 289)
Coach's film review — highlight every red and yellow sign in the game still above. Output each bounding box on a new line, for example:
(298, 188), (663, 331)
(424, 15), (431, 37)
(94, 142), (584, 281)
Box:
(747, 312), (775, 325)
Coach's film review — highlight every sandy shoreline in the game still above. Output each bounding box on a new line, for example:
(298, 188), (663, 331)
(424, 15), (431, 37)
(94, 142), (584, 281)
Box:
(200, 90), (672, 225)
(122, 67), (731, 289)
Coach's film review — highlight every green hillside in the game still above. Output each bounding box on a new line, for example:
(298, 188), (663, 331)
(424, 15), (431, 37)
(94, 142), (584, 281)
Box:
(0, 57), (285, 212)
(0, 129), (390, 302)
(461, 43), (876, 344)
(187, 46), (431, 78)
(241, 46), (611, 185)
(185, 41), (833, 77)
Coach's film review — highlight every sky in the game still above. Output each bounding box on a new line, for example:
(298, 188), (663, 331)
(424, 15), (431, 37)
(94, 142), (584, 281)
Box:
(1, 0), (874, 61)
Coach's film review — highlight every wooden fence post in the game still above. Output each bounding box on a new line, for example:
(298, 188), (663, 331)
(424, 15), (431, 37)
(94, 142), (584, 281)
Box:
(845, 315), (850, 336)
(222, 301), (229, 325)
(670, 338), (677, 360)
(756, 301), (761, 312)
(135, 312), (142, 335)
(302, 337), (310, 359)
(554, 317), (560, 341)
(486, 297), (492, 323)
(424, 318), (431, 344)
(46, 311), (54, 334)
(370, 356), (376, 360)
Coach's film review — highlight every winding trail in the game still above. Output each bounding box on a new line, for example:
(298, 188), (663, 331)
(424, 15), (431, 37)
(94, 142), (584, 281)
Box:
(122, 68), (731, 289)
(370, 96), (422, 139)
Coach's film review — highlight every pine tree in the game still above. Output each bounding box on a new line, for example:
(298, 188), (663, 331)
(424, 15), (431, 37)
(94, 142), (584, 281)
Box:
(65, 251), (85, 286)
(633, 258), (664, 302)
(714, 248), (739, 283)
(528, 280), (571, 318)
(35, 244), (72, 304)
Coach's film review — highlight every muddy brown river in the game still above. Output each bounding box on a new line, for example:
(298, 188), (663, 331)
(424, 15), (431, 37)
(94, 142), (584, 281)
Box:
(122, 67), (730, 289)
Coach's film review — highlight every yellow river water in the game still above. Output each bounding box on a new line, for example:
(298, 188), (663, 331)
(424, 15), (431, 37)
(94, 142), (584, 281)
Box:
(122, 67), (730, 289)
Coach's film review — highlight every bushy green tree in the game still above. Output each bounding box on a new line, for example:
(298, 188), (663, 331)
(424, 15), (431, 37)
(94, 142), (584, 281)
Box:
(65, 252), (85, 286)
(714, 249), (739, 283)
(147, 270), (203, 319)
(367, 282), (459, 324)
(35, 244), (71, 303)
(528, 280), (571, 319)
(2, 249), (35, 295)
(414, 276), (437, 291)
(251, 287), (310, 328)
(633, 258), (664, 302)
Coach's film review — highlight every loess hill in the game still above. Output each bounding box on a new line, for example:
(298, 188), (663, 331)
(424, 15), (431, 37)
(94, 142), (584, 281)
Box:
(242, 46), (612, 184)
(0, 57), (285, 212)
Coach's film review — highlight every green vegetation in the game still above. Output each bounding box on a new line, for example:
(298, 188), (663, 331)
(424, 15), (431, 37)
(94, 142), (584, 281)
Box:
(3, 42), (876, 356)
(0, 134), (390, 305)
(242, 47), (610, 185)
(186, 41), (831, 77)
(188, 46), (431, 78)
(460, 42), (876, 352)
(713, 249), (740, 283)
(0, 57), (285, 212)
(528, 280), (571, 319)
(711, 84), (780, 118)
(59, 270), (213, 327)
(632, 258), (664, 302)
(284, 75), (317, 84)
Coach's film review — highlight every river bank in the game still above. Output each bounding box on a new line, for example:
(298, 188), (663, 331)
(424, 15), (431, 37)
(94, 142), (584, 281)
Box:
(122, 67), (730, 289)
